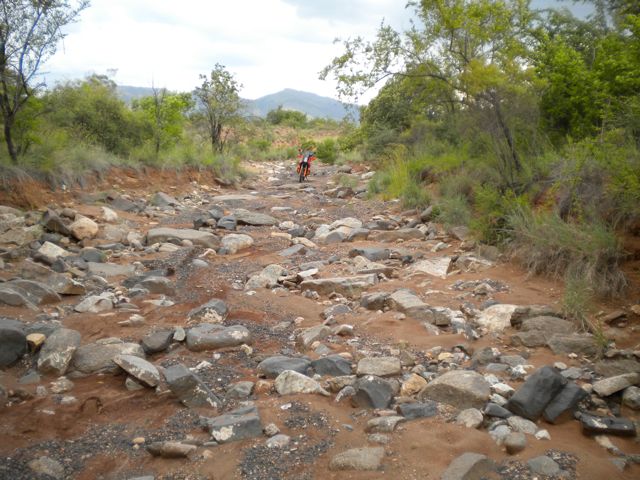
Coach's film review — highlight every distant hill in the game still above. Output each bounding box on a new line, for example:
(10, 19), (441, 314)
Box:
(116, 86), (358, 121)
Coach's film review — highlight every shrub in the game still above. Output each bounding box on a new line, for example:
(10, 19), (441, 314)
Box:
(508, 206), (627, 297)
(401, 180), (431, 209)
(471, 186), (528, 245)
(436, 194), (471, 227)
(317, 138), (338, 164)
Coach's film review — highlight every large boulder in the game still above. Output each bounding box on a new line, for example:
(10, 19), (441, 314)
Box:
(418, 370), (490, 409)
(232, 209), (277, 226)
(70, 339), (145, 375)
(257, 356), (311, 378)
(69, 216), (99, 240)
(164, 363), (220, 408)
(506, 366), (567, 421)
(352, 375), (395, 409)
(0, 318), (27, 367)
(37, 328), (81, 375)
(186, 324), (251, 351)
(113, 355), (161, 387)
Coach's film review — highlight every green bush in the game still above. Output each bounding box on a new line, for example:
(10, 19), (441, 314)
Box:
(401, 181), (431, 209)
(436, 194), (471, 227)
(439, 172), (475, 201)
(317, 138), (338, 164)
(471, 186), (528, 245)
(508, 206), (627, 297)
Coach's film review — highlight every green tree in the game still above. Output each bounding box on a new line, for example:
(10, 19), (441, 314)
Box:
(132, 86), (193, 160)
(266, 105), (307, 127)
(0, 0), (89, 163)
(194, 64), (242, 153)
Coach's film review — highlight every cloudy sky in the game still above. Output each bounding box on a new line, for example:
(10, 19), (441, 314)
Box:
(43, 0), (588, 102)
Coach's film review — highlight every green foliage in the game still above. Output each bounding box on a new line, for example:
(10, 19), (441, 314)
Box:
(471, 185), (528, 245)
(435, 195), (472, 228)
(316, 138), (338, 164)
(562, 270), (593, 327)
(508, 206), (626, 297)
(266, 106), (307, 127)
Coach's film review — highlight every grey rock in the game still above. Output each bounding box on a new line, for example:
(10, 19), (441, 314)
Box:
(151, 192), (179, 207)
(368, 228), (424, 242)
(397, 401), (438, 419)
(506, 366), (567, 420)
(28, 456), (65, 479)
(113, 355), (160, 387)
(360, 292), (390, 311)
(507, 416), (538, 435)
(300, 274), (377, 297)
(527, 456), (560, 476)
(594, 358), (640, 377)
(547, 334), (599, 357)
(297, 324), (331, 349)
(37, 328), (81, 375)
(543, 382), (588, 423)
(226, 381), (254, 399)
(141, 330), (174, 354)
(71, 339), (145, 375)
(311, 355), (352, 376)
(365, 415), (405, 433)
(205, 405), (263, 443)
(245, 264), (287, 289)
(188, 298), (228, 322)
(147, 441), (196, 458)
(352, 375), (395, 409)
(220, 233), (254, 254)
(186, 324), (251, 351)
(274, 370), (329, 396)
(504, 432), (526, 454)
(622, 386), (640, 410)
(348, 247), (390, 261)
(266, 434), (291, 448)
(164, 363), (220, 408)
(86, 262), (136, 277)
(410, 257), (452, 279)
(418, 370), (490, 409)
(441, 452), (496, 480)
(356, 357), (401, 377)
(483, 403), (513, 418)
(455, 408), (483, 429)
(257, 356), (311, 378)
(135, 276), (175, 295)
(41, 210), (72, 236)
(232, 208), (277, 226)
(579, 413), (637, 437)
(146, 227), (219, 248)
(217, 215), (237, 231)
(0, 317), (26, 367)
(593, 373), (639, 397)
(389, 289), (433, 323)
(74, 293), (115, 313)
(329, 447), (385, 471)
(322, 304), (351, 319)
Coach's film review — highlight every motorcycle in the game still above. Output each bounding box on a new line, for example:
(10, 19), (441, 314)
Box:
(296, 152), (315, 182)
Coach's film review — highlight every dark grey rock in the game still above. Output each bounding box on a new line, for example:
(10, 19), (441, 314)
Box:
(483, 403), (513, 418)
(80, 248), (107, 263)
(441, 452), (496, 480)
(579, 413), (637, 437)
(257, 356), (311, 378)
(204, 405), (263, 443)
(186, 324), (251, 351)
(135, 276), (175, 295)
(41, 210), (71, 236)
(0, 317), (26, 366)
(351, 375), (395, 409)
(348, 247), (390, 261)
(141, 330), (174, 354)
(506, 366), (567, 420)
(226, 381), (254, 399)
(543, 382), (588, 424)
(217, 216), (237, 231)
(278, 244), (307, 257)
(322, 304), (351, 319)
(397, 401), (438, 419)
(504, 432), (527, 454)
(311, 355), (352, 376)
(188, 298), (228, 322)
(70, 339), (145, 375)
(360, 292), (390, 311)
(37, 328), (81, 375)
(547, 334), (599, 357)
(527, 456), (560, 476)
(164, 363), (220, 408)
(418, 370), (490, 409)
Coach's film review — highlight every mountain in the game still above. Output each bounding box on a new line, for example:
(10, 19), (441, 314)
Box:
(116, 86), (358, 121)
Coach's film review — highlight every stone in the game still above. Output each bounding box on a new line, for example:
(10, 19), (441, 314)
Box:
(418, 370), (491, 409)
(134, 276), (174, 296)
(506, 366), (567, 420)
(456, 408), (483, 429)
(146, 227), (219, 248)
(594, 358), (640, 377)
(37, 328), (81, 375)
(147, 441), (196, 458)
(543, 382), (588, 423)
(220, 233), (254, 254)
(274, 370), (329, 396)
(266, 434), (290, 448)
(74, 293), (114, 313)
(388, 289), (433, 322)
(507, 416), (538, 435)
(0, 280), (61, 307)
(579, 413), (637, 437)
(186, 324), (251, 351)
(101, 206), (118, 222)
(400, 373), (428, 396)
(300, 274), (377, 297)
(217, 215), (237, 231)
(257, 356), (311, 378)
(41, 209), (71, 236)
(527, 456), (560, 476)
(297, 325), (331, 349)
(0, 224), (43, 246)
(37, 241), (71, 264)
(151, 192), (179, 207)
(489, 425), (512, 445)
(441, 452), (496, 480)
(113, 355), (160, 387)
(322, 304), (351, 319)
(348, 247), (390, 261)
(69, 216), (99, 240)
(504, 432), (527, 454)
(476, 304), (518, 332)
(329, 447), (385, 471)
(483, 403), (513, 419)
(356, 357), (401, 377)
(593, 373), (639, 397)
(141, 330), (174, 354)
(352, 375), (395, 409)
(397, 401), (438, 419)
(50, 377), (74, 394)
(311, 355), (352, 376)
(360, 292), (390, 311)
(365, 415), (405, 433)
(70, 339), (145, 375)
(245, 264), (287, 289)
(622, 386), (640, 410)
(188, 298), (228, 322)
(226, 381), (254, 399)
(0, 318), (27, 367)
(86, 262), (135, 277)
(205, 405), (263, 443)
(547, 334), (599, 357)
(28, 456), (65, 479)
(263, 423), (280, 437)
(231, 208), (277, 226)
(369, 228), (424, 242)
(19, 259), (85, 295)
(164, 363), (220, 408)
(410, 257), (452, 279)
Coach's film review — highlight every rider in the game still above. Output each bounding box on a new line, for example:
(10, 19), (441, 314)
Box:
(297, 147), (316, 177)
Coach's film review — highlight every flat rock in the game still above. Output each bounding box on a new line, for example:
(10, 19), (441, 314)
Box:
(212, 194), (255, 204)
(188, 298), (228, 322)
(397, 401), (438, 419)
(418, 370), (490, 409)
(356, 357), (401, 377)
(580, 413), (637, 437)
(506, 366), (567, 421)
(368, 228), (424, 242)
(147, 441), (196, 458)
(146, 227), (219, 248)
(593, 373), (639, 397)
(329, 447), (385, 471)
(186, 324), (251, 351)
(360, 292), (390, 310)
(37, 328), (81, 375)
(352, 375), (395, 409)
(220, 233), (254, 254)
(28, 456), (65, 479)
(151, 192), (179, 207)
(547, 334), (599, 357)
(71, 339), (145, 375)
(297, 325), (331, 349)
(257, 356), (311, 378)
(300, 274), (377, 297)
(527, 456), (560, 476)
(87, 262), (135, 277)
(441, 452), (496, 480)
(410, 257), (452, 279)
(311, 355), (352, 376)
(164, 363), (220, 408)
(543, 381), (588, 424)
(389, 289), (433, 322)
(232, 208), (277, 226)
(348, 247), (390, 261)
(113, 355), (160, 387)
(205, 405), (263, 443)
(476, 304), (518, 332)
(365, 415), (405, 433)
(275, 370), (329, 396)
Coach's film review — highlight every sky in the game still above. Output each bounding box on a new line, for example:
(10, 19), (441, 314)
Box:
(43, 0), (590, 103)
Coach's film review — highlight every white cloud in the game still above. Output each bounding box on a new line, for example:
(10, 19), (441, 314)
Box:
(43, 0), (414, 102)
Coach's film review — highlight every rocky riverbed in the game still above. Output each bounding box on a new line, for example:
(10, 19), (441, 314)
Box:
(0, 161), (638, 479)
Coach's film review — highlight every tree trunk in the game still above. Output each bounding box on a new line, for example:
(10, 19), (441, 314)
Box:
(3, 117), (18, 163)
(491, 94), (522, 175)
